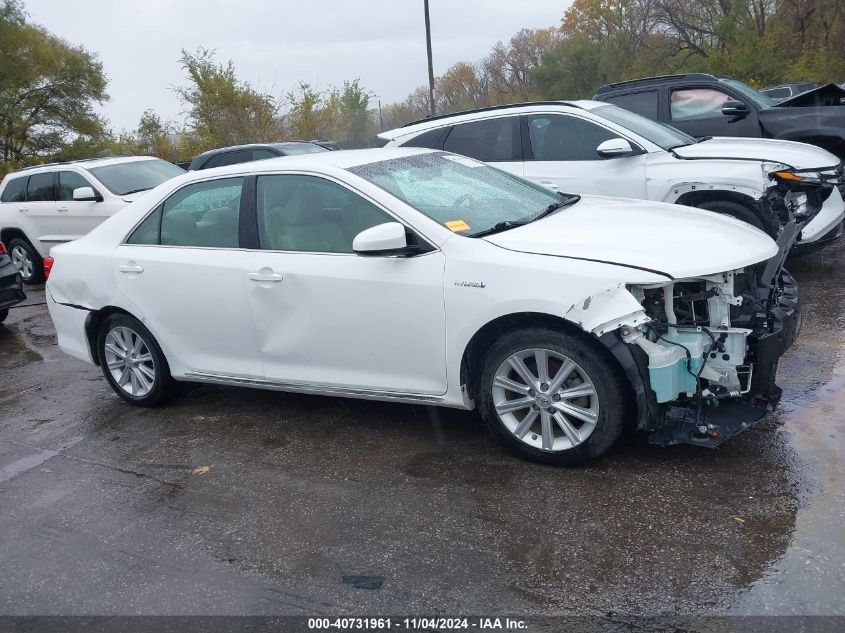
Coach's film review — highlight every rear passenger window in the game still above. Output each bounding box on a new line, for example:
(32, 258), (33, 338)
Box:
(26, 172), (54, 201)
(159, 178), (243, 248)
(403, 128), (447, 150)
(1, 176), (27, 202)
(671, 88), (731, 121)
(126, 205), (162, 245)
(527, 114), (616, 161)
(58, 171), (94, 201)
(606, 91), (659, 119)
(443, 117), (518, 162)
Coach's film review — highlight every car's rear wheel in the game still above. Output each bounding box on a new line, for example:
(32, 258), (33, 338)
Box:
(476, 328), (628, 466)
(695, 200), (768, 234)
(8, 238), (44, 285)
(97, 314), (171, 406)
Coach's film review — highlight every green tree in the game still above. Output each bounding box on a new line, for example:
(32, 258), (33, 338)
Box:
(176, 48), (281, 149)
(0, 0), (108, 166)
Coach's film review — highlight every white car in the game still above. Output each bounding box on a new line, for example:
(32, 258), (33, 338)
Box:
(46, 148), (799, 465)
(0, 156), (185, 283)
(379, 101), (844, 255)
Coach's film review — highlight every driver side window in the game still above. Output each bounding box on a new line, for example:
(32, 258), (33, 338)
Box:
(256, 175), (393, 253)
(526, 114), (616, 161)
(670, 88), (732, 121)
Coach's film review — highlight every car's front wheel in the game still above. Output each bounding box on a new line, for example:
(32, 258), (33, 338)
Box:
(8, 238), (44, 285)
(477, 328), (628, 466)
(97, 313), (172, 406)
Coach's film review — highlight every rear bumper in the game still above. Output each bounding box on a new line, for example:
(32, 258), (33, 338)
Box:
(0, 256), (25, 311)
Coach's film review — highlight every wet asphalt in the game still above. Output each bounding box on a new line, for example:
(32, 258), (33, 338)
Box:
(0, 243), (843, 622)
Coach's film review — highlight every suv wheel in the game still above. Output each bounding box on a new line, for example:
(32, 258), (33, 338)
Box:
(476, 328), (627, 466)
(97, 314), (172, 406)
(8, 238), (44, 284)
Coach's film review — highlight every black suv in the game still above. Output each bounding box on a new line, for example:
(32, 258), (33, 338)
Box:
(0, 240), (25, 323)
(594, 73), (845, 159)
(188, 141), (328, 171)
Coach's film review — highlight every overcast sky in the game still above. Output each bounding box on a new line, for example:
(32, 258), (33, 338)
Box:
(24, 0), (570, 132)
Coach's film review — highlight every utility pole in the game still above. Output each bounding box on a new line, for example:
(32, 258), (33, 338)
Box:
(424, 0), (435, 116)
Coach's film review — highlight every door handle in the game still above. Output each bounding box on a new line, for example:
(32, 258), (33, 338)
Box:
(539, 180), (559, 190)
(57, 207), (68, 213)
(18, 208), (28, 213)
(249, 271), (283, 283)
(119, 263), (144, 274)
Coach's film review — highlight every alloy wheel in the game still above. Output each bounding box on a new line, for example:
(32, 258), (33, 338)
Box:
(103, 326), (156, 397)
(492, 348), (599, 452)
(10, 245), (33, 281)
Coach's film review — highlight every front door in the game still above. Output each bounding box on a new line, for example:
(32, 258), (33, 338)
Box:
(668, 87), (760, 138)
(243, 173), (447, 395)
(56, 170), (112, 240)
(112, 176), (262, 378)
(521, 113), (647, 197)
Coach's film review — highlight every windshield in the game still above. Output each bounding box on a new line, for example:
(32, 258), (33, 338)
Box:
(89, 159), (186, 196)
(349, 152), (566, 237)
(593, 104), (697, 151)
(719, 79), (778, 108)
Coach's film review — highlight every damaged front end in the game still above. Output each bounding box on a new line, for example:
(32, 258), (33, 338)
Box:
(585, 227), (800, 447)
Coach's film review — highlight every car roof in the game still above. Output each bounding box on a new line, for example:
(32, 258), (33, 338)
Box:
(378, 100), (607, 141)
(192, 141), (322, 159)
(5, 155), (160, 178)
(594, 73), (730, 95)
(180, 147), (439, 180)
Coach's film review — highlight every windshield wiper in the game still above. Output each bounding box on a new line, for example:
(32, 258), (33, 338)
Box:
(471, 193), (581, 238)
(471, 220), (528, 238)
(529, 193), (581, 222)
(121, 187), (152, 196)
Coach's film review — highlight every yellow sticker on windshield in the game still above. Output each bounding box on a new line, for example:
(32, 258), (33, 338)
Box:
(445, 220), (471, 232)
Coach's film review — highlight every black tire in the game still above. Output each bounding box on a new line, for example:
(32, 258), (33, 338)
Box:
(0, 308), (7, 323)
(97, 313), (172, 406)
(476, 327), (629, 466)
(694, 200), (768, 234)
(8, 237), (44, 285)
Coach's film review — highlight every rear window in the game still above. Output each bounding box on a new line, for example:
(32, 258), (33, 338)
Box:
(605, 90), (659, 120)
(1, 176), (27, 202)
(26, 172), (54, 201)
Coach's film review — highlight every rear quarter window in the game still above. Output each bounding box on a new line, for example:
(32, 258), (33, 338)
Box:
(1, 176), (27, 202)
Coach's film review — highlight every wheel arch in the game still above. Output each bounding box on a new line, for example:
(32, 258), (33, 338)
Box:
(673, 189), (775, 234)
(458, 311), (637, 414)
(84, 305), (137, 367)
(0, 227), (36, 251)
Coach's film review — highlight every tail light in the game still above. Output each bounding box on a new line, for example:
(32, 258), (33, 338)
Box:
(43, 256), (54, 280)
(0, 242), (6, 255)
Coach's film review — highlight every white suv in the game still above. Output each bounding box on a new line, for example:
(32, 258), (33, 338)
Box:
(0, 156), (184, 283)
(380, 101), (844, 254)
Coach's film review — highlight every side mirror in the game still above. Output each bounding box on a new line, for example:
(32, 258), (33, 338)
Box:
(596, 138), (640, 158)
(353, 222), (417, 256)
(721, 100), (749, 117)
(72, 186), (100, 201)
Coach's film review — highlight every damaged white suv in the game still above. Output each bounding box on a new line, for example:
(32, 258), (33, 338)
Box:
(46, 149), (799, 465)
(380, 101), (844, 255)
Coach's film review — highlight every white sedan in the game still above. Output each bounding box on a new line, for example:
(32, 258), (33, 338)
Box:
(46, 148), (799, 464)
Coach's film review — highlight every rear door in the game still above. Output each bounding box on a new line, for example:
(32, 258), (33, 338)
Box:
(112, 176), (262, 378)
(521, 113), (647, 197)
(668, 86), (760, 138)
(23, 171), (64, 249)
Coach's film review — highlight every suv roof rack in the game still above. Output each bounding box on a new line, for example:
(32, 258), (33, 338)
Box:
(595, 73), (729, 94)
(401, 100), (581, 128)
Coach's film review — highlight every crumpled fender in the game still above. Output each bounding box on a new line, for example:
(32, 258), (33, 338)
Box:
(564, 284), (650, 336)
